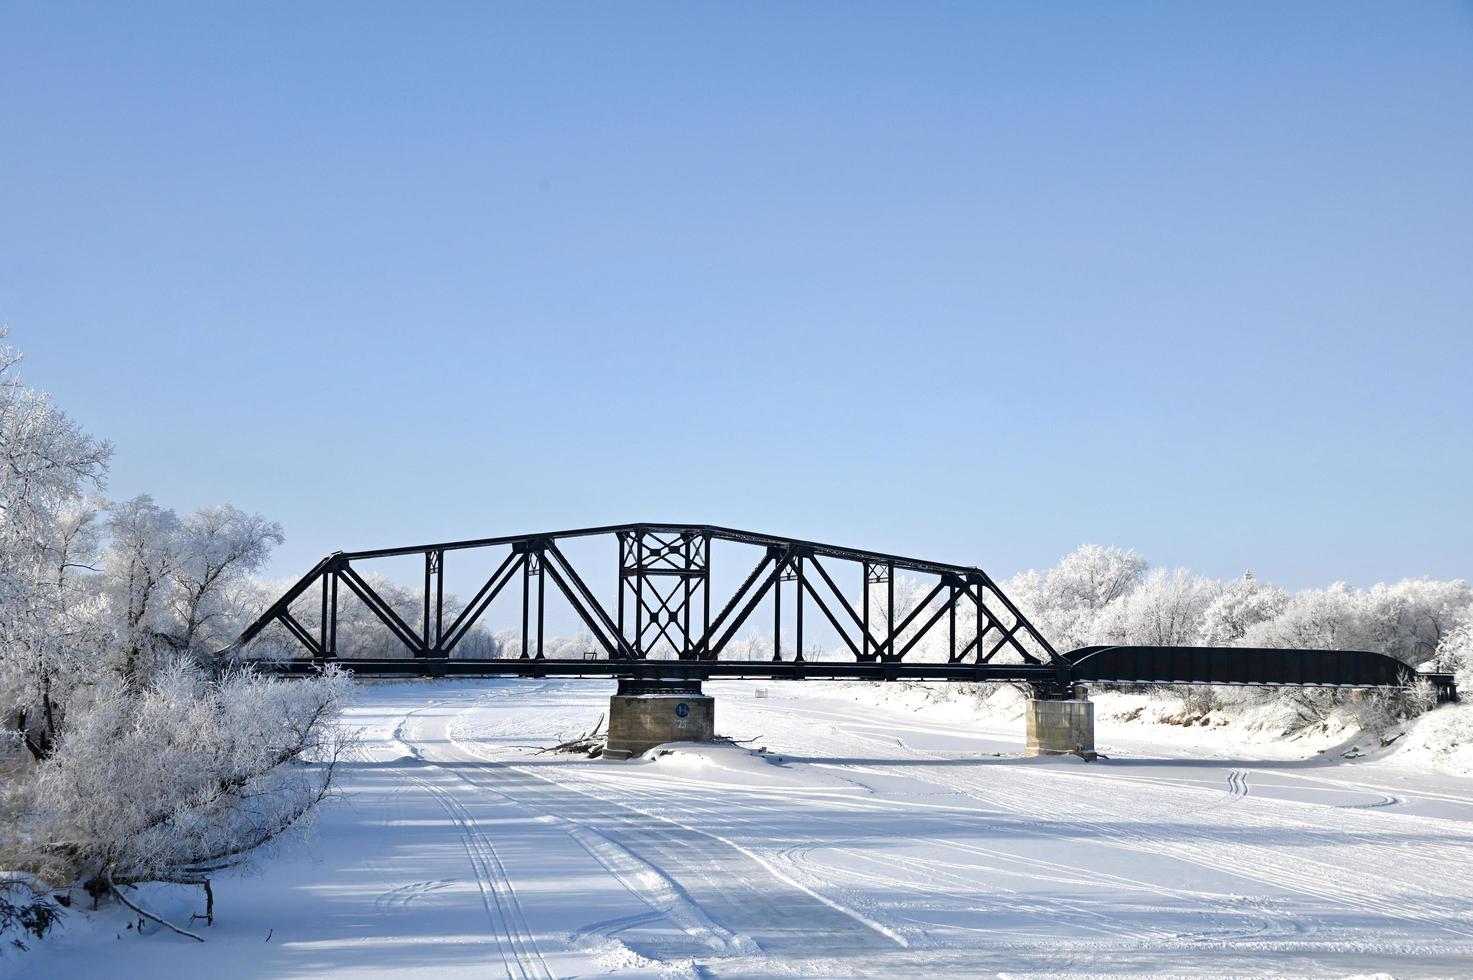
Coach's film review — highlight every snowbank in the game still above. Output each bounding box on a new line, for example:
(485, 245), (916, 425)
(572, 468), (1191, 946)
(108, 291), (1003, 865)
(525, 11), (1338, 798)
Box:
(1371, 702), (1473, 776)
(783, 680), (1471, 775)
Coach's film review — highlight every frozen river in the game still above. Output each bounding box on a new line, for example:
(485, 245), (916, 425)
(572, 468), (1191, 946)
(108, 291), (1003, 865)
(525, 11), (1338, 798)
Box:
(20, 679), (1473, 978)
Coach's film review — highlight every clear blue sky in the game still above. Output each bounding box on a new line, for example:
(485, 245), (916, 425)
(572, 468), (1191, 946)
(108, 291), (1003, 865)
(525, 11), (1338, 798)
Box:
(3, 2), (1470, 591)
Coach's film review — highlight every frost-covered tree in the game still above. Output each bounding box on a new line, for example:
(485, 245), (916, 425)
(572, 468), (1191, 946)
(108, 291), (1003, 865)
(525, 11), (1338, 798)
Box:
(1198, 573), (1289, 646)
(172, 505), (285, 656)
(1359, 579), (1472, 667)
(0, 330), (112, 761)
(0, 330), (345, 941)
(1434, 622), (1473, 691)
(1243, 583), (1366, 651)
(1005, 545), (1147, 651)
(1047, 544), (1149, 611)
(1100, 568), (1220, 646)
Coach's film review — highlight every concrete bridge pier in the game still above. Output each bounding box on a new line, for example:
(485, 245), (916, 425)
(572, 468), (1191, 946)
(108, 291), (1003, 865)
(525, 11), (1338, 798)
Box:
(605, 678), (715, 760)
(1025, 685), (1096, 760)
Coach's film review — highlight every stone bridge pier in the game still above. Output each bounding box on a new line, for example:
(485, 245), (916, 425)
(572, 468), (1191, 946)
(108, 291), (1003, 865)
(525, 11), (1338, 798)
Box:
(604, 678), (716, 759)
(1025, 685), (1097, 760)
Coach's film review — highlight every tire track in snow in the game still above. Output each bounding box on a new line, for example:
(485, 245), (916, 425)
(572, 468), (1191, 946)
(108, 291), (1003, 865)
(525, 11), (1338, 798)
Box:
(427, 712), (761, 958)
(441, 703), (910, 953)
(732, 697), (1473, 947)
(418, 702), (763, 958)
(631, 770), (1233, 946)
(560, 822), (759, 955)
(1337, 792), (1400, 810)
(475, 695), (1301, 951)
(876, 748), (1473, 942)
(390, 711), (555, 980)
(454, 694), (1280, 951)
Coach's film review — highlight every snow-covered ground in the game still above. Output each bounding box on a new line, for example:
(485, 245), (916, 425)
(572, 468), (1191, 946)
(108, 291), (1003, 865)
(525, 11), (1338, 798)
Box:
(13, 679), (1473, 978)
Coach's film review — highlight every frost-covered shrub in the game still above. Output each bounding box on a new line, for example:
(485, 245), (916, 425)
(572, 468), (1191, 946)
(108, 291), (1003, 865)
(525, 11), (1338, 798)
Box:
(16, 663), (349, 890)
(0, 329), (348, 939)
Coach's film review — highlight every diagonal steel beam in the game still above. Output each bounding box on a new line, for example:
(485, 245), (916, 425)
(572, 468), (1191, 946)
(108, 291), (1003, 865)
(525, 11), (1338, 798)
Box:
(876, 580), (948, 660)
(693, 551), (775, 659)
(440, 552), (524, 655)
(277, 609), (323, 657)
(894, 590), (963, 661)
(798, 574), (862, 658)
(961, 581), (1041, 665)
(542, 541), (636, 658)
(338, 564), (425, 655)
(806, 554), (885, 654)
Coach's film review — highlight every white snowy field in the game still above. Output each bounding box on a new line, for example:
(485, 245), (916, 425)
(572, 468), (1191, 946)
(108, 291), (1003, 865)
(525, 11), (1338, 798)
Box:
(14, 679), (1473, 979)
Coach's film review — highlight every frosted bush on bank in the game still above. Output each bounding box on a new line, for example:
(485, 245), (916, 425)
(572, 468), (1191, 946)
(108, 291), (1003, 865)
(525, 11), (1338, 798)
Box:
(0, 328), (346, 946)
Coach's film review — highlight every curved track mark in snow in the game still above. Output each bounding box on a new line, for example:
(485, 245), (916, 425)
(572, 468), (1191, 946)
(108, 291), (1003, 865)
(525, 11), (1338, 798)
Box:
(559, 821), (759, 956)
(1226, 768), (1250, 803)
(390, 712), (556, 980)
(444, 705), (911, 951)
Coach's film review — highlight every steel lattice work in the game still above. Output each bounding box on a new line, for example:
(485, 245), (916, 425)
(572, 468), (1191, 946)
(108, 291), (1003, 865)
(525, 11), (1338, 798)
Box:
(236, 522), (1456, 701)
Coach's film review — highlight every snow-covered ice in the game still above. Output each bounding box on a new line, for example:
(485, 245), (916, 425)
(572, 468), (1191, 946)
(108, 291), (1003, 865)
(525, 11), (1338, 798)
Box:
(14, 679), (1473, 978)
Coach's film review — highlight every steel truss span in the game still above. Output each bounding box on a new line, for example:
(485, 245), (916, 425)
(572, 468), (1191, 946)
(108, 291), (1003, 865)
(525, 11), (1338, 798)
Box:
(234, 523), (1456, 701)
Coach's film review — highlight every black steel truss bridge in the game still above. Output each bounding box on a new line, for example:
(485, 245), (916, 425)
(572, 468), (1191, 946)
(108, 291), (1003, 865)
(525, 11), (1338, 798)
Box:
(237, 523), (1457, 702)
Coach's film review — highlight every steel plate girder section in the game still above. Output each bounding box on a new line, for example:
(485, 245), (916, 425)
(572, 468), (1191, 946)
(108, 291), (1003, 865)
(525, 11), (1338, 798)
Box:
(1065, 646), (1416, 688)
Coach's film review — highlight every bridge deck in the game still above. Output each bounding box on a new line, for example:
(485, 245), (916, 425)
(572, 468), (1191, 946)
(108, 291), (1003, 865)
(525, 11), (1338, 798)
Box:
(252, 654), (1455, 701)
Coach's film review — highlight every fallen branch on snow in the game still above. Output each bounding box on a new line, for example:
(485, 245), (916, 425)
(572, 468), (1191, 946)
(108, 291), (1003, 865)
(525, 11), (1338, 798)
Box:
(105, 871), (204, 943)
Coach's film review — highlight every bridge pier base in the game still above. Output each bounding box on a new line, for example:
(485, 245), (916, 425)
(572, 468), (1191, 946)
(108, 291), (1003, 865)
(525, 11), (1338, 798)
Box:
(1025, 688), (1096, 761)
(605, 679), (715, 760)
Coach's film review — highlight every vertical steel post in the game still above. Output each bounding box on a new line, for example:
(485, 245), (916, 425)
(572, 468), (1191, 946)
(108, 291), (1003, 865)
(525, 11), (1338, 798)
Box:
(886, 562), (895, 661)
(796, 555), (805, 662)
(422, 552), (432, 657)
(328, 570), (338, 656)
(948, 583), (957, 662)
(702, 533), (712, 658)
(536, 550), (545, 659)
(635, 534), (644, 659)
(862, 564), (870, 660)
(434, 550), (444, 654)
(319, 570), (328, 660)
(773, 559), (782, 661)
(521, 554), (531, 660)
(617, 533), (626, 654)
(682, 534), (693, 658)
